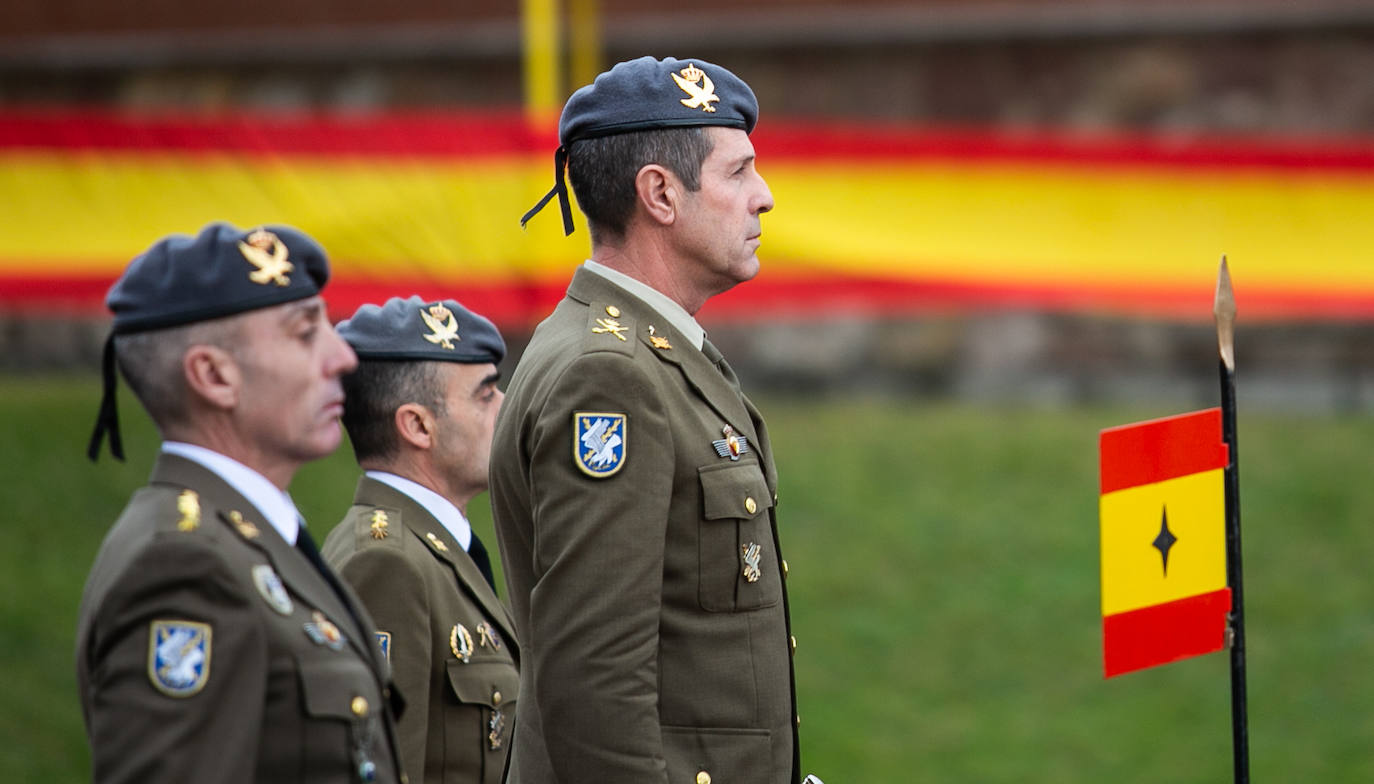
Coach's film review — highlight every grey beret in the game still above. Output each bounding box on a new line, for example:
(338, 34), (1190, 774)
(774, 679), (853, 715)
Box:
(338, 295), (505, 365)
(559, 56), (757, 144)
(90, 222), (332, 462)
(521, 56), (759, 235)
(108, 222), (329, 335)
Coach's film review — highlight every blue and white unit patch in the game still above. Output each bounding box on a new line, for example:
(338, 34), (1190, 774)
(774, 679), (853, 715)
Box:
(574, 411), (627, 478)
(147, 620), (212, 697)
(375, 631), (392, 661)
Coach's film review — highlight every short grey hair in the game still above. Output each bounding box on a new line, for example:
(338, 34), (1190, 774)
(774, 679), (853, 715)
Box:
(114, 318), (242, 431)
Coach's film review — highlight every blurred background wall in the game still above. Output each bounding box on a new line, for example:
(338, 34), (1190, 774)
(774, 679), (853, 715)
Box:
(4, 0), (1374, 409)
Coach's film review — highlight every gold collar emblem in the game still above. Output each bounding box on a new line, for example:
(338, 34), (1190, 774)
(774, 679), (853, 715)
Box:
(238, 229), (294, 287)
(648, 325), (672, 350)
(427, 531), (450, 552)
(369, 509), (389, 540)
(672, 63), (719, 113)
(592, 317), (628, 341)
(420, 303), (460, 349)
(228, 510), (260, 539)
(176, 489), (201, 531)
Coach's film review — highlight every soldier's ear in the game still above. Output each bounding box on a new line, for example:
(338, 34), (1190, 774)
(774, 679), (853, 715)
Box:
(395, 403), (436, 450)
(635, 163), (678, 227)
(183, 344), (240, 411)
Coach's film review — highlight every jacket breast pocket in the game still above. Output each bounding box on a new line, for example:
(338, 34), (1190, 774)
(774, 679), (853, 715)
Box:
(445, 659), (519, 768)
(698, 462), (780, 612)
(297, 655), (385, 777)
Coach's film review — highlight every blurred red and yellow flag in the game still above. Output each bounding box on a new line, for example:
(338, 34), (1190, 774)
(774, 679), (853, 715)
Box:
(1099, 408), (1232, 678)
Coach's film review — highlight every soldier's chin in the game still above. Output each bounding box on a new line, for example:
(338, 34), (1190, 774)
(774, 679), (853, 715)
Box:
(304, 422), (346, 460)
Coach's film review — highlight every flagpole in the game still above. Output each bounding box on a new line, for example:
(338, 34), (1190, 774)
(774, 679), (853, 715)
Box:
(1214, 256), (1250, 784)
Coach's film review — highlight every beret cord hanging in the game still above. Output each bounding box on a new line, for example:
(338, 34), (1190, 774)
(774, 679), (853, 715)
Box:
(87, 333), (124, 462)
(519, 147), (574, 236)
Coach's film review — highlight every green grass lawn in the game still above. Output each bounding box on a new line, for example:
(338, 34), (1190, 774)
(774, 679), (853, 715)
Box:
(5, 375), (1372, 782)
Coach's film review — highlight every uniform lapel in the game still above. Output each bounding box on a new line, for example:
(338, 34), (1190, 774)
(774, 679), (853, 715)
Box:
(150, 454), (380, 667)
(565, 267), (758, 447)
(355, 478), (520, 655)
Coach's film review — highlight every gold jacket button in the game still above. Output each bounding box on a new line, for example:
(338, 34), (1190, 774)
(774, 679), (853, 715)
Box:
(351, 696), (369, 717)
(790, 635), (797, 654)
(744, 496), (757, 515)
(796, 714), (802, 728)
(492, 690), (503, 706)
(696, 772), (712, 784)
(782, 559), (789, 578)
(606, 305), (621, 318)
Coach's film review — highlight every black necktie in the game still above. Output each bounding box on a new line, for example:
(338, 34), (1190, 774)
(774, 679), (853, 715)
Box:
(701, 338), (742, 389)
(296, 524), (366, 632)
(467, 533), (498, 592)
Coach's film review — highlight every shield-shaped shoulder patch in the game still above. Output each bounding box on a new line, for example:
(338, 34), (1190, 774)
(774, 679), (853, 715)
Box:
(573, 411), (627, 478)
(147, 620), (212, 697)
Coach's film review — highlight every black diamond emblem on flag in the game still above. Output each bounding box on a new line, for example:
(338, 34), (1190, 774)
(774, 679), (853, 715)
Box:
(1153, 506), (1178, 576)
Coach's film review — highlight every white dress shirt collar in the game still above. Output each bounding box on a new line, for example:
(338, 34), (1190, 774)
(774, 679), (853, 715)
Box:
(160, 441), (303, 545)
(583, 260), (706, 351)
(365, 470), (473, 552)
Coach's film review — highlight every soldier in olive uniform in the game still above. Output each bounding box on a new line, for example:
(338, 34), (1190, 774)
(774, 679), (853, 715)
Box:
(492, 57), (813, 784)
(322, 296), (519, 784)
(77, 223), (404, 784)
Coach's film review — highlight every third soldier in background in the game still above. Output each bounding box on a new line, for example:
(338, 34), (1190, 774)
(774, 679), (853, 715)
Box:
(323, 295), (518, 784)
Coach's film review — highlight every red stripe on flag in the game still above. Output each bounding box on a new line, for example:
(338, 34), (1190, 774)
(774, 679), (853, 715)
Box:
(5, 108), (1374, 172)
(1099, 408), (1229, 494)
(1102, 588), (1232, 678)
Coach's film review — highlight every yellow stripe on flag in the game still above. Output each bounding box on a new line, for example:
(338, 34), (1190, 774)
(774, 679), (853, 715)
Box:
(1099, 467), (1227, 616)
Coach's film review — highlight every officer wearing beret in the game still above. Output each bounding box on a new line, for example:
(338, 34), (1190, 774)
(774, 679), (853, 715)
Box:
(76, 223), (404, 784)
(321, 296), (519, 784)
(492, 57), (807, 784)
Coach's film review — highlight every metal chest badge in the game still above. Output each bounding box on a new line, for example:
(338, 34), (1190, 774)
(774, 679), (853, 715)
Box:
(252, 564), (294, 616)
(712, 424), (750, 461)
(574, 412), (627, 478)
(304, 611), (345, 650)
(147, 620), (212, 697)
(451, 623), (474, 663)
(741, 542), (763, 583)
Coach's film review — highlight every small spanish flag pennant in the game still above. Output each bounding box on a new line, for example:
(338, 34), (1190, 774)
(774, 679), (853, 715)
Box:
(1099, 408), (1233, 678)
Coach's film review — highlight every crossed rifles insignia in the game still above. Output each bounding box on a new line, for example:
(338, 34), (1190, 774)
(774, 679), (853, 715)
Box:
(238, 229), (294, 286)
(671, 63), (720, 113)
(421, 303), (461, 349)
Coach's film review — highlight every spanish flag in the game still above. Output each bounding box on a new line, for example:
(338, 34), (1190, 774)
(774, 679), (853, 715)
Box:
(1099, 408), (1233, 678)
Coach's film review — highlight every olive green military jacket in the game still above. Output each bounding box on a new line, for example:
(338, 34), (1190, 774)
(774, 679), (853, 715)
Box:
(322, 476), (520, 784)
(490, 266), (801, 784)
(75, 453), (403, 784)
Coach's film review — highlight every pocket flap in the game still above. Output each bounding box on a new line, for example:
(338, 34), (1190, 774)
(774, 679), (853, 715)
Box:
(299, 658), (374, 720)
(699, 463), (772, 521)
(445, 659), (519, 709)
